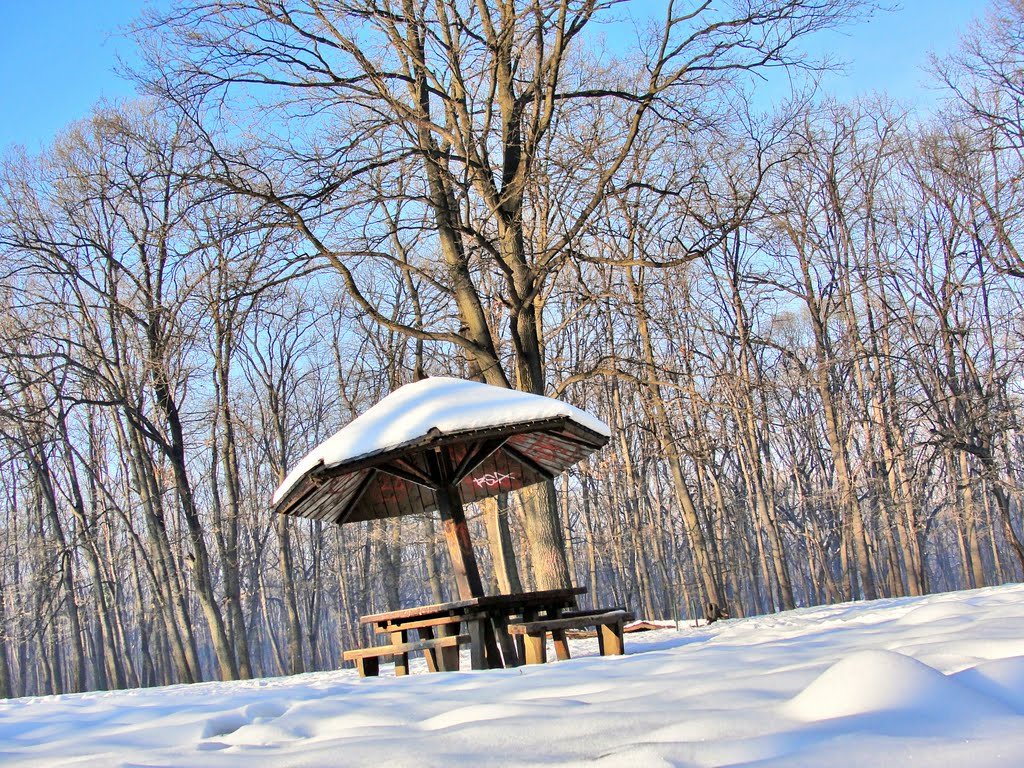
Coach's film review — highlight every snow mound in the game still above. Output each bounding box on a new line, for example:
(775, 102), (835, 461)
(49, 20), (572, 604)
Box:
(786, 649), (1011, 722)
(954, 656), (1024, 713)
(896, 601), (970, 625)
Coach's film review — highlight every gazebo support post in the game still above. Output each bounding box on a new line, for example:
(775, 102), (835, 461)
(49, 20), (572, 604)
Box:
(431, 458), (503, 667)
(435, 482), (485, 600)
(426, 447), (486, 600)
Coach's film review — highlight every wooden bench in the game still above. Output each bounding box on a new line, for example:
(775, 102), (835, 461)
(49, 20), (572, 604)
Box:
(370, 612), (488, 672)
(358, 589), (586, 673)
(343, 633), (470, 677)
(558, 607), (629, 621)
(507, 609), (632, 665)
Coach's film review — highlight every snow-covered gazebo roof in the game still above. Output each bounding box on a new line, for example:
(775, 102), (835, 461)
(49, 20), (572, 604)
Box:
(271, 377), (610, 526)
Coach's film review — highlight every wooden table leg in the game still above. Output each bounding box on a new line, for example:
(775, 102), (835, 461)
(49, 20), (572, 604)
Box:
(545, 606), (571, 661)
(438, 623), (461, 671)
(467, 617), (488, 671)
(597, 621), (625, 656)
(391, 629), (409, 675)
(551, 628), (571, 661)
(522, 631), (547, 664)
(492, 614), (521, 667)
(514, 612), (532, 663)
(356, 657), (380, 677)
(482, 618), (505, 669)
(419, 627), (439, 673)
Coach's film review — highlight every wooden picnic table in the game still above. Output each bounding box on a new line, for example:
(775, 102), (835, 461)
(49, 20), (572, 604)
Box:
(350, 587), (587, 676)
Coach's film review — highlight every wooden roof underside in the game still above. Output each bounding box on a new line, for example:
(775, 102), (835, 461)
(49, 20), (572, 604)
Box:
(274, 417), (606, 525)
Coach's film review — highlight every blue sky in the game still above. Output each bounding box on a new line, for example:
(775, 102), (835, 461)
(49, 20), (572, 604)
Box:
(0, 1), (986, 153)
(0, 1), (150, 152)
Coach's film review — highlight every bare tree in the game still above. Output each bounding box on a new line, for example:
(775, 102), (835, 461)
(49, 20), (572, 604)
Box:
(134, 0), (874, 589)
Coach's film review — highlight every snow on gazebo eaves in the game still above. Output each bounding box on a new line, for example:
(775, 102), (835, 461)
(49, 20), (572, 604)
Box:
(272, 376), (610, 507)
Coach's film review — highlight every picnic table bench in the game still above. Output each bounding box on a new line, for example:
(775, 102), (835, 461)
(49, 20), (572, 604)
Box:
(506, 608), (633, 665)
(343, 632), (471, 677)
(345, 587), (630, 677)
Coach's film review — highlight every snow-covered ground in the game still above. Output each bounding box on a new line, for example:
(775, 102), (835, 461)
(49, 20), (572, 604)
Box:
(3, 584), (1024, 767)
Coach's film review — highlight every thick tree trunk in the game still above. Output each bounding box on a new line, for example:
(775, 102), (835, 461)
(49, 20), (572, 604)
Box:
(481, 493), (523, 594)
(518, 482), (572, 590)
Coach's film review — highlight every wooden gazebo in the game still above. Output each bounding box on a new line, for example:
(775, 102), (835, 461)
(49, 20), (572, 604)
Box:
(271, 377), (610, 599)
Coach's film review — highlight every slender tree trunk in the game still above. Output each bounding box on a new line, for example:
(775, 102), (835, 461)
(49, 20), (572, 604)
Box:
(0, 578), (13, 698)
(275, 514), (305, 675)
(27, 447), (87, 693)
(119, 420), (200, 682)
(623, 271), (722, 606)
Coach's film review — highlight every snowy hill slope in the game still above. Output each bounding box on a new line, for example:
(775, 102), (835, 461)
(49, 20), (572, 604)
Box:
(2, 584), (1023, 767)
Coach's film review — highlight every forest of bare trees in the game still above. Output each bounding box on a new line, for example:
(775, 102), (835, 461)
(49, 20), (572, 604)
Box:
(1, 0), (1023, 697)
